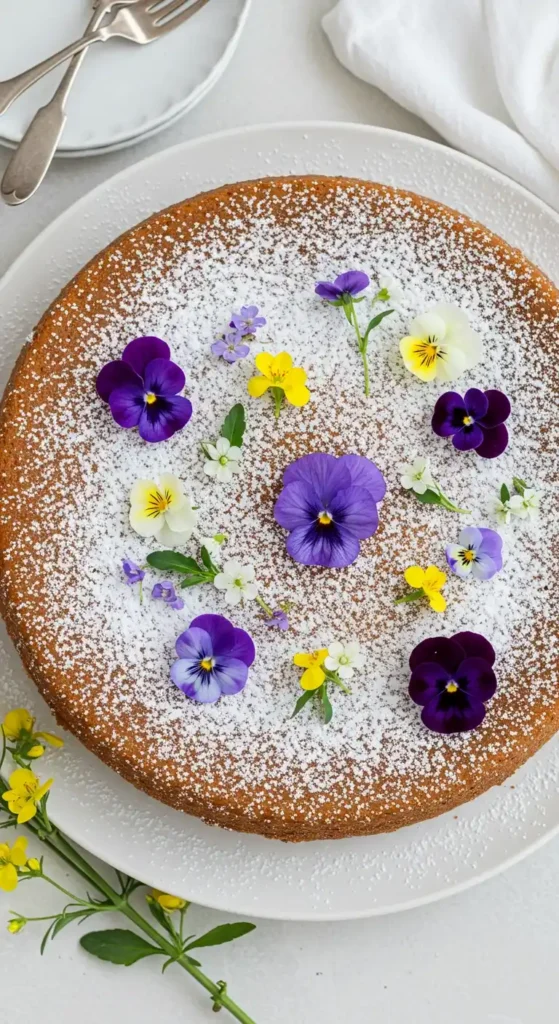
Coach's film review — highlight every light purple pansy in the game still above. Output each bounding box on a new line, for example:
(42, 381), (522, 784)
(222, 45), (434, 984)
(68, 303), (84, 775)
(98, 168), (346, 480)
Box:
(170, 614), (255, 703)
(230, 305), (266, 335)
(445, 526), (503, 581)
(211, 332), (251, 363)
(409, 631), (497, 734)
(263, 609), (290, 631)
(122, 558), (145, 586)
(432, 388), (510, 459)
(96, 336), (192, 443)
(274, 452), (386, 568)
(151, 581), (184, 611)
(315, 271), (370, 303)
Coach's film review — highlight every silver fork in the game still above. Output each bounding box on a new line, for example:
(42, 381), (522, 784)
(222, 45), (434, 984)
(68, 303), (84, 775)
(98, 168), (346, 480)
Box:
(0, 0), (210, 117)
(1, 0), (139, 206)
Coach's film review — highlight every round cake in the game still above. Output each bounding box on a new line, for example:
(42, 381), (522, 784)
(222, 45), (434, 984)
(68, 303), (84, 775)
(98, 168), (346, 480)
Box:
(0, 175), (557, 842)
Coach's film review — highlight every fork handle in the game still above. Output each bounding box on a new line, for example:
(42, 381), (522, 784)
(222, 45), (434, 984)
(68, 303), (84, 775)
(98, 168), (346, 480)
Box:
(0, 30), (107, 117)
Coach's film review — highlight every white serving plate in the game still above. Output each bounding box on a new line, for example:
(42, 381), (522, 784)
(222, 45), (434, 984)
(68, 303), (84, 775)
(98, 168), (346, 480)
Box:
(1, 122), (558, 921)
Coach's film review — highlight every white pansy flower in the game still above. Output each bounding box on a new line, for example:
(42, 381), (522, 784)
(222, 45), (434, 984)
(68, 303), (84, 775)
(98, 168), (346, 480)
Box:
(203, 437), (242, 484)
(493, 498), (512, 526)
(400, 303), (482, 382)
(213, 559), (258, 606)
(399, 456), (434, 495)
(200, 535), (225, 565)
(378, 274), (404, 303)
(509, 489), (541, 521)
(130, 474), (197, 547)
(324, 641), (365, 681)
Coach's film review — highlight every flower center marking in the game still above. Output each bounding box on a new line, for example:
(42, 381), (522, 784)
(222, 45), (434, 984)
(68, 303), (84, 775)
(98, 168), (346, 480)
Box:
(413, 337), (440, 367)
(460, 548), (476, 563)
(339, 654), (350, 665)
(144, 392), (157, 405)
(234, 578), (244, 588)
(445, 681), (459, 693)
(463, 415), (474, 426)
(318, 511), (332, 526)
(200, 658), (214, 671)
(219, 455), (229, 466)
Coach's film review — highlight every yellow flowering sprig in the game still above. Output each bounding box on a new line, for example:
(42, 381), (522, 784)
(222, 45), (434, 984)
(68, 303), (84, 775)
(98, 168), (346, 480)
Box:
(395, 565), (448, 613)
(247, 352), (310, 419)
(2, 708), (63, 762)
(0, 707), (257, 1024)
(291, 647), (354, 724)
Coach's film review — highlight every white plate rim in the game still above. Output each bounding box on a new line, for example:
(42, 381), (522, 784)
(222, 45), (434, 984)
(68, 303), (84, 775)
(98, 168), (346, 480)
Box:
(1, 121), (559, 922)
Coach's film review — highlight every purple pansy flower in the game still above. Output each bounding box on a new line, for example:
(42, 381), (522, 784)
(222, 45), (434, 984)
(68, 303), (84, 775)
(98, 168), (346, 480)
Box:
(445, 526), (503, 580)
(409, 631), (497, 734)
(96, 336), (192, 443)
(122, 558), (145, 585)
(315, 271), (370, 303)
(211, 332), (251, 363)
(264, 609), (290, 631)
(152, 581), (185, 611)
(432, 388), (510, 459)
(230, 305), (266, 335)
(274, 452), (386, 568)
(170, 614), (256, 703)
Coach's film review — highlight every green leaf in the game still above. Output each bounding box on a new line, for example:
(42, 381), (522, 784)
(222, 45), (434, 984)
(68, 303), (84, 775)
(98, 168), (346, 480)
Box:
(146, 551), (201, 574)
(80, 929), (161, 967)
(500, 483), (510, 503)
(414, 488), (442, 505)
(363, 308), (394, 342)
(512, 477), (528, 496)
(184, 922), (256, 952)
(40, 921), (57, 956)
(291, 689), (315, 718)
(220, 403), (246, 448)
(179, 575), (207, 589)
(184, 954), (202, 967)
(51, 909), (95, 941)
(321, 685), (333, 725)
(200, 546), (216, 573)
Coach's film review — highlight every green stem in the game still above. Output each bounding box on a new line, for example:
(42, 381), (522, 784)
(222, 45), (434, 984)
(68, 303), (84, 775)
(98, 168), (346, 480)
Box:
(40, 874), (93, 905)
(438, 493), (471, 515)
(255, 595), (274, 619)
(360, 348), (370, 397)
(394, 590), (425, 605)
(271, 387), (283, 420)
(324, 671), (351, 696)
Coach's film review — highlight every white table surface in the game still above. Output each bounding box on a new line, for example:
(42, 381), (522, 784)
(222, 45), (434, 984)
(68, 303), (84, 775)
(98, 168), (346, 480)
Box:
(0, 2), (557, 1021)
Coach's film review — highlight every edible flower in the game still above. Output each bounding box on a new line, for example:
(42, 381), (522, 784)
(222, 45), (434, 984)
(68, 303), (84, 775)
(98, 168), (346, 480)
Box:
(7, 917), (26, 933)
(203, 437), (242, 483)
(292, 640), (357, 723)
(324, 641), (364, 680)
(377, 273), (404, 303)
(2, 708), (63, 759)
(151, 581), (184, 611)
(408, 631), (497, 733)
(293, 649), (328, 690)
(200, 534), (227, 565)
(0, 837), (29, 892)
(149, 889), (187, 912)
(274, 452), (386, 568)
(315, 270), (370, 303)
(2, 768), (53, 824)
(230, 305), (266, 336)
(399, 454), (470, 514)
(396, 565), (447, 612)
(129, 474), (197, 547)
(122, 558), (145, 585)
(445, 526), (502, 580)
(509, 477), (542, 520)
(247, 352), (310, 418)
(432, 388), (510, 458)
(400, 304), (482, 382)
(211, 332), (250, 363)
(263, 608), (290, 631)
(171, 613), (255, 703)
(213, 560), (258, 606)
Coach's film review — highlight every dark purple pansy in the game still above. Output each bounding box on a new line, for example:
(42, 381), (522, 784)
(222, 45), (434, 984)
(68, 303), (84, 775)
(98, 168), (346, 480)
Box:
(170, 614), (255, 704)
(96, 336), (192, 443)
(315, 270), (370, 303)
(408, 631), (497, 734)
(432, 388), (510, 459)
(274, 452), (386, 568)
(152, 581), (184, 611)
(122, 557), (145, 585)
(263, 609), (290, 631)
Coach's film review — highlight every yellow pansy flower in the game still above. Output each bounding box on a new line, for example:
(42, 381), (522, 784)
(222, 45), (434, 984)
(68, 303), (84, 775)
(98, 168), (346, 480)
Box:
(293, 649), (329, 690)
(129, 474), (197, 546)
(247, 352), (310, 417)
(2, 769), (53, 824)
(150, 889), (187, 912)
(0, 837), (28, 892)
(402, 565), (447, 612)
(2, 708), (63, 758)
(399, 305), (482, 383)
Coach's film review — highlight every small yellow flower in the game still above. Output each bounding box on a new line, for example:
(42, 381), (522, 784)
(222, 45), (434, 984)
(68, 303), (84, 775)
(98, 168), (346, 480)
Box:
(2, 768), (53, 824)
(27, 858), (41, 872)
(149, 889), (187, 912)
(0, 837), (28, 892)
(2, 707), (63, 758)
(7, 917), (26, 934)
(403, 565), (447, 612)
(247, 352), (310, 413)
(293, 649), (329, 690)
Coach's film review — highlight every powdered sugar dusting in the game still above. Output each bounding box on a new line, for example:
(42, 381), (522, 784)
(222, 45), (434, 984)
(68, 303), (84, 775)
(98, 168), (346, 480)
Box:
(0, 177), (557, 839)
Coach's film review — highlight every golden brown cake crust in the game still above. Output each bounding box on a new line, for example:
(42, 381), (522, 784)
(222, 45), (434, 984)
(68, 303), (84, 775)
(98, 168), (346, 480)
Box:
(0, 175), (558, 841)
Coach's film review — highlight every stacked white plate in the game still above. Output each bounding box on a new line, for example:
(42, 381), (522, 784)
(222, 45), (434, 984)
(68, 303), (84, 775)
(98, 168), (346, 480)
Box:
(0, 0), (251, 156)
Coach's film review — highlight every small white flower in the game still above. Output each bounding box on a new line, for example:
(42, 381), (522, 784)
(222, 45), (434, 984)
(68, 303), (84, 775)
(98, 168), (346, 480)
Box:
(399, 456), (434, 495)
(213, 559), (258, 606)
(400, 303), (482, 382)
(129, 474), (197, 547)
(378, 274), (404, 303)
(203, 437), (242, 484)
(509, 489), (541, 521)
(493, 498), (512, 526)
(324, 641), (365, 680)
(200, 535), (225, 565)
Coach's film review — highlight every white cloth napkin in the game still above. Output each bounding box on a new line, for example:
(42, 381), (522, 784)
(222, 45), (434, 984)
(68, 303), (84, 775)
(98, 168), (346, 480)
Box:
(323, 0), (559, 211)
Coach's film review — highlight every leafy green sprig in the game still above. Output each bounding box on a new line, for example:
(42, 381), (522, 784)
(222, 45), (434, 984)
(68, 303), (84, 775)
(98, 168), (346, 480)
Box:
(201, 403), (245, 463)
(340, 300), (394, 398)
(291, 670), (350, 725)
(410, 479), (470, 515)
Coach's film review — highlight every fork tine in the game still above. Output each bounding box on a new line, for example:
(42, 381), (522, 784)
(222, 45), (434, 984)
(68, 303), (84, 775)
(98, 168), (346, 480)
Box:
(149, 0), (210, 30)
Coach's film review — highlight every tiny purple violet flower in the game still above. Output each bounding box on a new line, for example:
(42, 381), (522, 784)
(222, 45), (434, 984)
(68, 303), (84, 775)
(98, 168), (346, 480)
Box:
(445, 526), (503, 581)
(96, 336), (192, 443)
(211, 332), (251, 363)
(264, 609), (290, 631)
(171, 614), (255, 703)
(274, 452), (386, 568)
(152, 581), (185, 611)
(122, 558), (145, 586)
(432, 388), (510, 459)
(409, 631), (497, 734)
(230, 305), (266, 335)
(315, 271), (370, 303)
